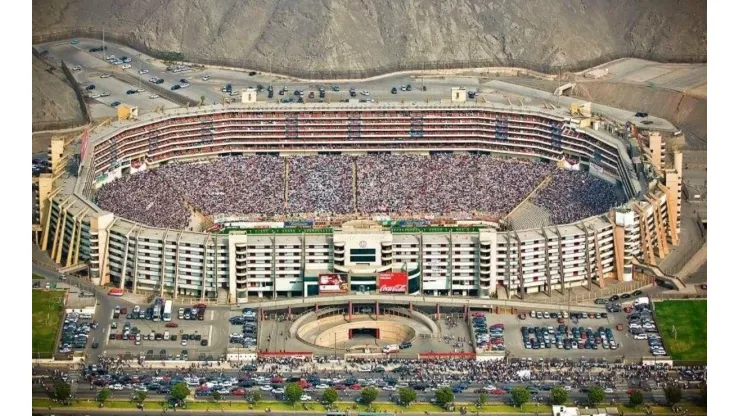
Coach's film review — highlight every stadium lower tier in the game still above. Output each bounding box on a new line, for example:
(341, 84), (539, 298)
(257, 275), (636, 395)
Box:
(43, 194), (677, 301)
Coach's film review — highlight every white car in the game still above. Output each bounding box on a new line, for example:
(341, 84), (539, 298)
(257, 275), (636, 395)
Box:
(149, 94), (160, 99)
(110, 383), (123, 390)
(300, 395), (312, 401)
(90, 93), (101, 99)
(382, 385), (396, 391)
(99, 91), (111, 97)
(360, 90), (369, 96)
(202, 75), (211, 81)
(259, 385), (273, 391)
(272, 388), (285, 394)
(121, 64), (132, 69)
(543, 312), (550, 319)
(181, 339), (187, 346)
(604, 388), (614, 394)
(139, 69), (149, 74)
(315, 384), (329, 389)
(563, 386), (572, 391)
(72, 65), (82, 71)
(180, 83), (190, 88)
(634, 333), (648, 340)
(100, 73), (111, 78)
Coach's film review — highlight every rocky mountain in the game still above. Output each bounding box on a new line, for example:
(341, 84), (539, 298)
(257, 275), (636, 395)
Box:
(33, 0), (706, 76)
(32, 55), (84, 129)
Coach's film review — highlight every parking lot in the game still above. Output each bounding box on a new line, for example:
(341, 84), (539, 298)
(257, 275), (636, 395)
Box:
(471, 306), (654, 360)
(102, 303), (233, 362)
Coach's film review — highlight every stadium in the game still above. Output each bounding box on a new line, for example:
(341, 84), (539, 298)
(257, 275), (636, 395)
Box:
(37, 97), (682, 303)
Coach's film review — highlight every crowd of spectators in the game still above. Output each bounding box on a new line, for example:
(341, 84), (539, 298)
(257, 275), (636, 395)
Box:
(287, 155), (353, 214)
(532, 169), (621, 224)
(96, 154), (621, 229)
(95, 169), (191, 229)
(357, 154), (554, 217)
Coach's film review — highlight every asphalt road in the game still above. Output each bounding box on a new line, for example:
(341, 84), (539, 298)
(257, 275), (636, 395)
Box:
(35, 38), (483, 112)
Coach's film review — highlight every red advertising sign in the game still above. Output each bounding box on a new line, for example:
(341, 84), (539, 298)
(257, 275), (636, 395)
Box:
(319, 273), (348, 294)
(378, 272), (408, 293)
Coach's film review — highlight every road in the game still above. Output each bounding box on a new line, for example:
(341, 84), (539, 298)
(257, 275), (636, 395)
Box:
(35, 38), (484, 114)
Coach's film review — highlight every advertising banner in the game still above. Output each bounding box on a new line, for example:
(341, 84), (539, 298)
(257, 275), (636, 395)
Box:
(377, 272), (408, 293)
(319, 274), (348, 294)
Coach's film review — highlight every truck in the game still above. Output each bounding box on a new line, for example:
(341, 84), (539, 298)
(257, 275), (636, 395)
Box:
(633, 297), (650, 306)
(382, 344), (400, 354)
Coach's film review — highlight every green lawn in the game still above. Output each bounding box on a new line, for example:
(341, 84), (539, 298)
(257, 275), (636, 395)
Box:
(32, 274), (45, 279)
(654, 300), (707, 361)
(32, 290), (66, 357)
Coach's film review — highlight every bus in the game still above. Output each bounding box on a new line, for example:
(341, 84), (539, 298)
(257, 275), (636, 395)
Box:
(163, 300), (173, 322)
(152, 298), (162, 322)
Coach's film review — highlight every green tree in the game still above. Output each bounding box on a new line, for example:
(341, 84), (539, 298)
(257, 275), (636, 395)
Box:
(171, 382), (191, 402)
(133, 391), (147, 404)
(321, 388), (339, 405)
(664, 384), (682, 405)
(629, 390), (644, 406)
(199, 95), (206, 106)
(361, 386), (379, 405)
(435, 387), (455, 406)
(54, 381), (71, 402)
(511, 386), (530, 408)
(478, 392), (488, 406)
(212, 391), (222, 402)
(398, 387), (416, 406)
(551, 387), (568, 405)
(284, 382), (303, 405)
(588, 387), (605, 406)
(97, 388), (111, 405)
(250, 391), (262, 405)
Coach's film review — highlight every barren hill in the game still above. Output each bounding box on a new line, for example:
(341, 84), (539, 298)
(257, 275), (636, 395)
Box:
(32, 55), (84, 129)
(33, 0), (706, 76)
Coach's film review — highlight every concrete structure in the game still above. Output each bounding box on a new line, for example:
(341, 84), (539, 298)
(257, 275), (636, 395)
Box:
(38, 102), (681, 302)
(451, 87), (467, 102)
(241, 88), (257, 104)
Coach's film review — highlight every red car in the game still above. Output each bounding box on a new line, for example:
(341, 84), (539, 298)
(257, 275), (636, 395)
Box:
(121, 308), (128, 314)
(626, 389), (640, 395)
(195, 303), (207, 310)
(334, 384), (346, 391)
(165, 322), (179, 328)
(491, 388), (506, 395)
(472, 312), (485, 318)
(349, 384), (361, 390)
(231, 388), (246, 396)
(492, 323), (504, 329)
(270, 377), (283, 384)
(557, 317), (565, 324)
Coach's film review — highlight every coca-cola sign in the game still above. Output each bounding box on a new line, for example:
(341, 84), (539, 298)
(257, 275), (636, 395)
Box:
(378, 272), (408, 293)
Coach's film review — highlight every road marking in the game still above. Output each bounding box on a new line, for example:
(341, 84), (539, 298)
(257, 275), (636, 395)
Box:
(208, 325), (213, 343)
(210, 310), (214, 321)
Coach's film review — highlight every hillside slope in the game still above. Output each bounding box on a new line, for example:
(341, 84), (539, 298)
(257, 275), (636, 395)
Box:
(33, 0), (706, 76)
(32, 55), (84, 129)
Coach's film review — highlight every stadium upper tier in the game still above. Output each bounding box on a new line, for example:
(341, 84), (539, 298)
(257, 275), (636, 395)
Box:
(39, 102), (681, 302)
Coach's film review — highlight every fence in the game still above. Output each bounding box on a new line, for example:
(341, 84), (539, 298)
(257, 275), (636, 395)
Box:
(33, 27), (707, 80)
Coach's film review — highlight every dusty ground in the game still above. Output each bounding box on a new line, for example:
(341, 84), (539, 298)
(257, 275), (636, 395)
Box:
(33, 0), (705, 75)
(32, 55), (84, 127)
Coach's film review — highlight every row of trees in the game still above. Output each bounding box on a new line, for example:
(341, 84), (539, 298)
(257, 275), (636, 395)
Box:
(52, 380), (699, 408)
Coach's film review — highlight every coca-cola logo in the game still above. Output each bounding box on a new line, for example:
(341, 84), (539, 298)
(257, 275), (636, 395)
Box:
(379, 285), (406, 292)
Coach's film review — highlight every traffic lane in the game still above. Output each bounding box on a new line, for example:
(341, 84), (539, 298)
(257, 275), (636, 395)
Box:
(76, 72), (179, 112)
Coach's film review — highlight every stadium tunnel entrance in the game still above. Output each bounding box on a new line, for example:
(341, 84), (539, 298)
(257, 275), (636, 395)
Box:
(349, 328), (380, 340)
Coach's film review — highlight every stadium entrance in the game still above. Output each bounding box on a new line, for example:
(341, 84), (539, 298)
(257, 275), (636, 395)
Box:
(349, 328), (380, 340)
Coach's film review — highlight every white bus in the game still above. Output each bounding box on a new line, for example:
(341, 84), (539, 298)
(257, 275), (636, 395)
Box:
(163, 300), (173, 322)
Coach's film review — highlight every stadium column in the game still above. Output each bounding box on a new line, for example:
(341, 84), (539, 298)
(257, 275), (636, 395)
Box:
(579, 222), (594, 292)
(51, 198), (70, 263)
(409, 302), (413, 313)
(590, 225), (606, 286)
(554, 226), (566, 295)
(348, 301), (352, 322)
(436, 303), (440, 320)
(119, 225), (135, 289)
(132, 227), (144, 294)
(540, 227), (553, 297)
(173, 231), (183, 300)
(64, 213), (79, 267)
(159, 230), (169, 298)
(71, 211), (87, 267)
(375, 301), (379, 320)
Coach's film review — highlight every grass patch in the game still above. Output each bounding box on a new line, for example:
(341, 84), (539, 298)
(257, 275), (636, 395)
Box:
(654, 300), (707, 361)
(32, 290), (66, 356)
(32, 274), (45, 279)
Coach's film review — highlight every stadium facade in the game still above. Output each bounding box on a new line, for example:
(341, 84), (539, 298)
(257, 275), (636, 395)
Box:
(37, 102), (682, 302)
